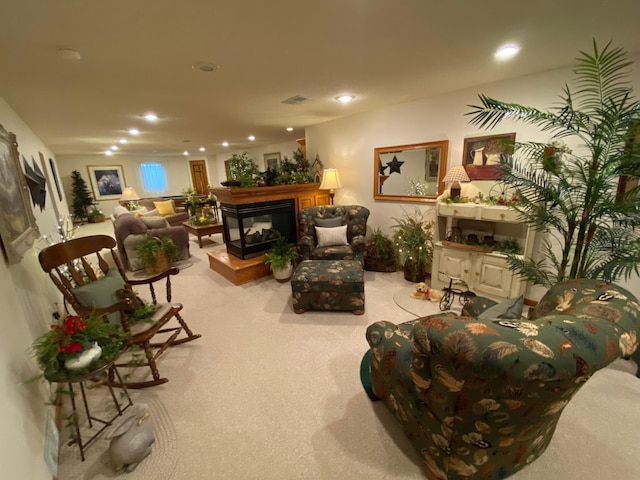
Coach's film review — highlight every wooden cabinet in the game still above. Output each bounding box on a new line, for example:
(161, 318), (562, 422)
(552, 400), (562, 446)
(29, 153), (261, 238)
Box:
(431, 200), (535, 302)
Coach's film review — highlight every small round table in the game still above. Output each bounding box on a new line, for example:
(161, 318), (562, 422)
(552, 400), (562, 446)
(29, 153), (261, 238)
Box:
(52, 359), (133, 461)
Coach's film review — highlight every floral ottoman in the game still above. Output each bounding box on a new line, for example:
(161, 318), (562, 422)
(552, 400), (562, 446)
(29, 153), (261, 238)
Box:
(291, 260), (365, 315)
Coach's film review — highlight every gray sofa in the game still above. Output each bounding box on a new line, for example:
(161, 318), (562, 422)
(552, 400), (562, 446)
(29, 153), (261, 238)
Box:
(135, 197), (189, 227)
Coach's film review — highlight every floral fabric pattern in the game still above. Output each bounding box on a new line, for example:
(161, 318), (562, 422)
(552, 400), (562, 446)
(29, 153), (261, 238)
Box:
(298, 205), (369, 262)
(291, 260), (364, 312)
(365, 279), (639, 479)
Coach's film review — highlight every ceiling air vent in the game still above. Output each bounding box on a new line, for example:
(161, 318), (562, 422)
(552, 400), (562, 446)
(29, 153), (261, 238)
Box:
(281, 95), (311, 105)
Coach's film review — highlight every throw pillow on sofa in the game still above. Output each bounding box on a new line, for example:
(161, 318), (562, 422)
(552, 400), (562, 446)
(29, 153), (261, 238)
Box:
(478, 294), (524, 320)
(140, 216), (169, 229)
(153, 200), (175, 216)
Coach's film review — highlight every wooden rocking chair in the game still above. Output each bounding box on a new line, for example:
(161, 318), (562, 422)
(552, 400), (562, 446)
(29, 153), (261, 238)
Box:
(38, 234), (201, 388)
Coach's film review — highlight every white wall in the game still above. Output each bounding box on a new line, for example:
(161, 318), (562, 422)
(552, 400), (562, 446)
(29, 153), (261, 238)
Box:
(55, 153), (220, 215)
(305, 61), (640, 298)
(0, 97), (64, 479)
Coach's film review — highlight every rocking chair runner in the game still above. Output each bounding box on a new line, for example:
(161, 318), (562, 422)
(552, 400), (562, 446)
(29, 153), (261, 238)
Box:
(38, 234), (201, 388)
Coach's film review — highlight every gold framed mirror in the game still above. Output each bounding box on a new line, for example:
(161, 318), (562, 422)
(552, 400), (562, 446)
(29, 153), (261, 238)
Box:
(373, 140), (448, 202)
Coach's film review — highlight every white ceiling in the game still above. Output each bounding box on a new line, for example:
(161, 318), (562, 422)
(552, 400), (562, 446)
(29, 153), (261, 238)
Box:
(1, 0), (639, 157)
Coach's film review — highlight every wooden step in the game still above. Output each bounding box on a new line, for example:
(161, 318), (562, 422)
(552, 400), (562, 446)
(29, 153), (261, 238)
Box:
(208, 250), (271, 285)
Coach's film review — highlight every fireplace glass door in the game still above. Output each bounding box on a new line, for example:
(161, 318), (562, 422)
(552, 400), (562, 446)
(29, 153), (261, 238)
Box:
(221, 199), (296, 259)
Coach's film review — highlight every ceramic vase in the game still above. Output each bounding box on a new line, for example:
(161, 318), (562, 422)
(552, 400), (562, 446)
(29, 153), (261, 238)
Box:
(272, 263), (294, 283)
(64, 342), (102, 371)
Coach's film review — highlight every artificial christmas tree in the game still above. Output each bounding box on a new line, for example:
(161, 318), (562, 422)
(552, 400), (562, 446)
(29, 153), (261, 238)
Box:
(70, 170), (95, 223)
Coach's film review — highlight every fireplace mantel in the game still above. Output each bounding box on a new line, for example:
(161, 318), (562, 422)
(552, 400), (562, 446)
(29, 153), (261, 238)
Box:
(211, 183), (329, 208)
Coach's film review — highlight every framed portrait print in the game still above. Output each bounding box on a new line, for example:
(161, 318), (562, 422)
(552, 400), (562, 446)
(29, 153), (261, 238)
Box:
(87, 164), (126, 200)
(263, 152), (281, 171)
(0, 123), (40, 264)
(463, 133), (516, 180)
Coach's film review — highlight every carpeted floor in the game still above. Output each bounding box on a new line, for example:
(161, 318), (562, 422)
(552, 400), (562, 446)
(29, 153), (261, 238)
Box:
(57, 220), (640, 479)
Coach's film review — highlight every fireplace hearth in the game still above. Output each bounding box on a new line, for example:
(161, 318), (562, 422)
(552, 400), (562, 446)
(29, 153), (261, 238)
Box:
(221, 199), (296, 260)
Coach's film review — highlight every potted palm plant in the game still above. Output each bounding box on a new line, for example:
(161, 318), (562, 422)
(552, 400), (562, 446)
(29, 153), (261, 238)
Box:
(391, 209), (435, 282)
(263, 235), (298, 282)
(363, 227), (397, 272)
(467, 39), (640, 287)
(134, 236), (179, 274)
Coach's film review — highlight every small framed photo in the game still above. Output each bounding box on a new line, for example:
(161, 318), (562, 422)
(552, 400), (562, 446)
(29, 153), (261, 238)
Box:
(263, 152), (281, 171)
(463, 133), (516, 180)
(87, 164), (126, 200)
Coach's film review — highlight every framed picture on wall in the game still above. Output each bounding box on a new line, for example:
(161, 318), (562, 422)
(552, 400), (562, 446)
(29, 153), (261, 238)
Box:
(263, 152), (281, 171)
(463, 132), (516, 180)
(0, 123), (40, 264)
(87, 164), (126, 200)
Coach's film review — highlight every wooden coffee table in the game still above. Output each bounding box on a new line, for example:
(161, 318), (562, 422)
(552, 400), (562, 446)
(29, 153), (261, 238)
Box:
(182, 221), (225, 248)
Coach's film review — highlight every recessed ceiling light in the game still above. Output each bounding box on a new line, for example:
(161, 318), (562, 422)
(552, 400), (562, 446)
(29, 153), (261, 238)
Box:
(129, 128), (140, 135)
(119, 138), (128, 144)
(199, 146), (205, 152)
(335, 94), (355, 104)
(57, 48), (81, 61)
(192, 61), (220, 73)
(143, 113), (158, 121)
(183, 151), (189, 156)
(222, 141), (229, 147)
(248, 135), (255, 141)
(110, 145), (118, 151)
(105, 150), (113, 156)
(286, 127), (293, 132)
(495, 44), (520, 61)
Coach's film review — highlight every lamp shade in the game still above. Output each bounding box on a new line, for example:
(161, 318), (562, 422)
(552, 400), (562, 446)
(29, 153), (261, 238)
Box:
(442, 165), (470, 184)
(319, 168), (342, 190)
(120, 186), (140, 201)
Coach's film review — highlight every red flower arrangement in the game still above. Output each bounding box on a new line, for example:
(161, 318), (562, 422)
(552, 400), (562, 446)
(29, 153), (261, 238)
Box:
(51, 315), (86, 354)
(31, 313), (128, 381)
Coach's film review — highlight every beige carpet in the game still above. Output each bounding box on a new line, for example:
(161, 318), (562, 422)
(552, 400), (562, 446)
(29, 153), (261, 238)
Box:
(57, 394), (177, 480)
(57, 221), (640, 480)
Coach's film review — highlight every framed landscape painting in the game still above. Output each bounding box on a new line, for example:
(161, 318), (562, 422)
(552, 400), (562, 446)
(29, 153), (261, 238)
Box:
(263, 152), (281, 171)
(0, 123), (40, 264)
(463, 132), (516, 180)
(87, 164), (126, 200)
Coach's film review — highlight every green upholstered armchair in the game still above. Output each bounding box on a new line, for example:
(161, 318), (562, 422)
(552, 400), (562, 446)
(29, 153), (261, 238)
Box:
(297, 205), (369, 262)
(362, 279), (639, 479)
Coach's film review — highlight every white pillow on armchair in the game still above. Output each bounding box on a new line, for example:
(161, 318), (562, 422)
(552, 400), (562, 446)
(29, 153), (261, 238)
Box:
(315, 225), (348, 247)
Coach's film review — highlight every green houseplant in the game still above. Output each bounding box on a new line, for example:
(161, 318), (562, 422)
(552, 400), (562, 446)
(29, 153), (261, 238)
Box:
(467, 40), (640, 288)
(263, 235), (298, 282)
(391, 209), (435, 282)
(86, 204), (105, 223)
(228, 152), (260, 187)
(363, 227), (397, 272)
(134, 235), (179, 274)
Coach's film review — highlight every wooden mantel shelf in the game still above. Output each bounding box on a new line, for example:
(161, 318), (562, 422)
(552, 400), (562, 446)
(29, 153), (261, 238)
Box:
(211, 183), (327, 206)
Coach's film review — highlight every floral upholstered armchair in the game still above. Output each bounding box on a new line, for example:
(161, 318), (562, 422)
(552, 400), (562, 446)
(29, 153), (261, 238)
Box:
(362, 279), (639, 479)
(297, 205), (369, 262)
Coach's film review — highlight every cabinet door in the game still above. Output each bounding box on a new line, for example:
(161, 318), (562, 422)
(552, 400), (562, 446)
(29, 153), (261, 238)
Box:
(314, 192), (331, 206)
(473, 255), (513, 299)
(435, 248), (472, 286)
(298, 194), (314, 211)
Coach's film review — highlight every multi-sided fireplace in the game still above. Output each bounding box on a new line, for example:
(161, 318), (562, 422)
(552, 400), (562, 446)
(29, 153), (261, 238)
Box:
(220, 199), (296, 260)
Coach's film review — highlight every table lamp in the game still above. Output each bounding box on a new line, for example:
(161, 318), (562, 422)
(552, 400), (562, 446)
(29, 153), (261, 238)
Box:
(120, 186), (141, 210)
(442, 165), (470, 199)
(319, 168), (342, 205)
